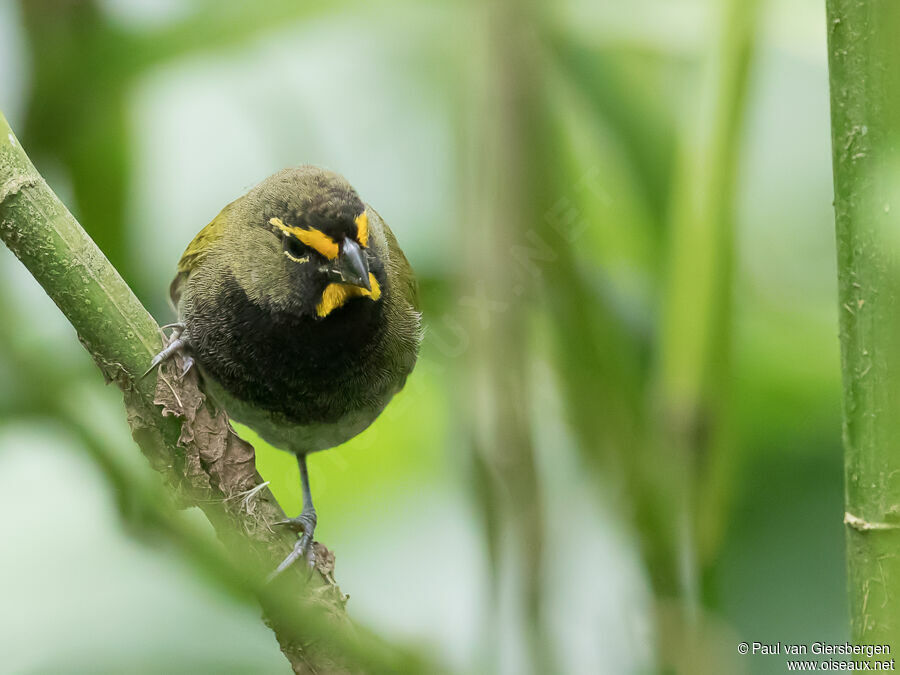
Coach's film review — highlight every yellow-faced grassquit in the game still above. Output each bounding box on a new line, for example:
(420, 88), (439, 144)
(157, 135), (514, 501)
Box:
(149, 166), (421, 572)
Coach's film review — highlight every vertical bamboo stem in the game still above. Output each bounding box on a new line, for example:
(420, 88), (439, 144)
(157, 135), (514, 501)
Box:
(460, 0), (548, 671)
(653, 0), (759, 669)
(827, 0), (900, 646)
(657, 0), (760, 571)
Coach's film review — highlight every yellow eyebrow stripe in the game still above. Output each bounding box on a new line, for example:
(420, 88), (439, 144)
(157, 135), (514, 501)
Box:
(269, 217), (339, 259)
(355, 211), (369, 247)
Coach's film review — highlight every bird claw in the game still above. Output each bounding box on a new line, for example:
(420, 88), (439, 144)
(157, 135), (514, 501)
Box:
(273, 511), (317, 534)
(180, 354), (195, 379)
(143, 323), (192, 379)
(159, 322), (185, 336)
(268, 511), (317, 580)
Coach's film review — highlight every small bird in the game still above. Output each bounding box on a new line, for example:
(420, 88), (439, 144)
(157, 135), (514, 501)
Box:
(149, 166), (421, 572)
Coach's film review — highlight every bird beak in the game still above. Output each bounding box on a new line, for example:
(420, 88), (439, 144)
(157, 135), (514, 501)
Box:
(337, 238), (371, 291)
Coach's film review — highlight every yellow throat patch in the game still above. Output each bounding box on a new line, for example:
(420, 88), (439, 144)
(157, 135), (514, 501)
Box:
(317, 275), (381, 318)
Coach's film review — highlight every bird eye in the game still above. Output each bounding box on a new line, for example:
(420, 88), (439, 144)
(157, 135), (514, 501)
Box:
(283, 235), (309, 261)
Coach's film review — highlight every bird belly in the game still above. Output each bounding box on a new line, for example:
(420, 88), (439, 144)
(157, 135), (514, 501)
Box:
(198, 365), (393, 455)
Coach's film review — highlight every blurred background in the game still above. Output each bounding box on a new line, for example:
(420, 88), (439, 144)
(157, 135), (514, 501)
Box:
(0, 0), (842, 673)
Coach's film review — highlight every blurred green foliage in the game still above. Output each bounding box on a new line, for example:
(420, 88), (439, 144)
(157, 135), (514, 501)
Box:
(0, 0), (845, 673)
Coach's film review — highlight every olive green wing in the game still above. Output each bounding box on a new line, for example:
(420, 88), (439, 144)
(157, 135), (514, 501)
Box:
(169, 207), (229, 310)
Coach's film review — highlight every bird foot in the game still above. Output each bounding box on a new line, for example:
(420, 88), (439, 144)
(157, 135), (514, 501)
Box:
(268, 511), (317, 580)
(143, 323), (192, 378)
(159, 322), (186, 336)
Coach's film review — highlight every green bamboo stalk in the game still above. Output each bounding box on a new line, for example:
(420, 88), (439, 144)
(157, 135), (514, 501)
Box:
(649, 1), (759, 670)
(656, 0), (760, 578)
(457, 1), (549, 671)
(826, 0), (900, 647)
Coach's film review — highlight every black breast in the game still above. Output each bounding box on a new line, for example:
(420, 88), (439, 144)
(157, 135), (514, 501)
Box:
(186, 272), (394, 424)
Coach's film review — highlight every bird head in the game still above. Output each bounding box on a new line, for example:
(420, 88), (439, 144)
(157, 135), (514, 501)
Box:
(225, 167), (386, 319)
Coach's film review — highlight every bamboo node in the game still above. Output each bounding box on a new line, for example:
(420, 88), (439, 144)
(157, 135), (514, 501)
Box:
(844, 512), (900, 532)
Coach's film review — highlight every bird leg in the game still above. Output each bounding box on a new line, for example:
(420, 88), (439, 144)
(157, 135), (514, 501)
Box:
(269, 454), (318, 579)
(143, 322), (193, 378)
